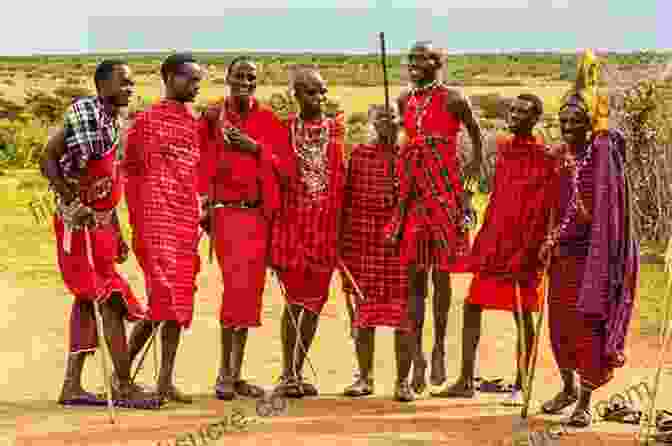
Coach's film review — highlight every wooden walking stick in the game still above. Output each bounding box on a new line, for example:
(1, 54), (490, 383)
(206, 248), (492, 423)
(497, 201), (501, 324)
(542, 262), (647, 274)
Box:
(520, 208), (554, 420)
(641, 240), (672, 444)
(85, 231), (116, 424)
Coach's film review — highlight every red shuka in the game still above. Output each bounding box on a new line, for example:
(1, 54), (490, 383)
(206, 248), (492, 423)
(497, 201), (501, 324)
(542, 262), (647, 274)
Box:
(269, 113), (346, 273)
(198, 97), (295, 326)
(466, 135), (560, 312)
(389, 84), (470, 271)
(340, 143), (411, 330)
(198, 97), (296, 218)
(123, 100), (202, 328)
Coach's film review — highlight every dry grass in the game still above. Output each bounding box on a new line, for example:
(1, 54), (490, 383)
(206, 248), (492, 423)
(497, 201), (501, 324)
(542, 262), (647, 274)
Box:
(0, 73), (571, 117)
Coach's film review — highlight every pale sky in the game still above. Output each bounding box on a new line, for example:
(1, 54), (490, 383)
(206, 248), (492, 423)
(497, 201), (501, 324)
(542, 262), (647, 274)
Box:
(1, 0), (668, 55)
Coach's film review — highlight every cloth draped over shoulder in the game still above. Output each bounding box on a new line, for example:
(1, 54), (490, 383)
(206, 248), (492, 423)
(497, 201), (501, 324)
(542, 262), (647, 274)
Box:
(197, 96), (296, 220)
(573, 130), (639, 368)
(269, 112), (346, 272)
(467, 135), (560, 278)
(122, 99), (202, 328)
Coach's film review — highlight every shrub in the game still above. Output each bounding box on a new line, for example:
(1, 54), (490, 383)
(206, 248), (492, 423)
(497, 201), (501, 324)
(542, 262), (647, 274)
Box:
(0, 118), (49, 168)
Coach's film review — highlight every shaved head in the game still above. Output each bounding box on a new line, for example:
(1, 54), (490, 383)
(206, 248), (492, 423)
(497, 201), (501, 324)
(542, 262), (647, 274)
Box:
(293, 68), (323, 91)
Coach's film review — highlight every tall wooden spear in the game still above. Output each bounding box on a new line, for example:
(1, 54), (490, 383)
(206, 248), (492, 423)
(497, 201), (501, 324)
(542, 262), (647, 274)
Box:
(379, 32), (391, 114)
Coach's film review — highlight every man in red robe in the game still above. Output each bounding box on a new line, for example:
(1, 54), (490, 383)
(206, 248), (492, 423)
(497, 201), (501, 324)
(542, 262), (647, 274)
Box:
(270, 68), (346, 398)
(123, 53), (204, 403)
(199, 56), (295, 400)
(435, 94), (560, 404)
(386, 41), (484, 393)
(340, 104), (415, 402)
(41, 60), (155, 406)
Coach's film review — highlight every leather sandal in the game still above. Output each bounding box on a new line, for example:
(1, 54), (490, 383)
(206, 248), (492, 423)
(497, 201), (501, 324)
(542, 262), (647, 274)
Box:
(541, 390), (579, 414)
(234, 380), (265, 398)
(566, 408), (592, 428)
(344, 377), (374, 397)
(394, 380), (414, 402)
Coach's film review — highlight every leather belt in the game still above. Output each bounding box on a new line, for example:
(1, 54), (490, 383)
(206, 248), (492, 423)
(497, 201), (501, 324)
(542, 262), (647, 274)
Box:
(212, 199), (261, 209)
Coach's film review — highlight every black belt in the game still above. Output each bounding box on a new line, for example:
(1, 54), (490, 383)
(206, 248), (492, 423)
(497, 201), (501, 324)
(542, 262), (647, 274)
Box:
(212, 199), (261, 209)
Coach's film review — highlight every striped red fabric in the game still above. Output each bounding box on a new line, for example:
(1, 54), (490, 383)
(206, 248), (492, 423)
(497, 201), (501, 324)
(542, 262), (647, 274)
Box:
(391, 85), (471, 271)
(548, 255), (614, 390)
(269, 113), (346, 273)
(123, 100), (202, 328)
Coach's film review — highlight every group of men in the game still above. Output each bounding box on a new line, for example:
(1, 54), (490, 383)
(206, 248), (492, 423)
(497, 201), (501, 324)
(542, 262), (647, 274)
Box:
(41, 42), (638, 428)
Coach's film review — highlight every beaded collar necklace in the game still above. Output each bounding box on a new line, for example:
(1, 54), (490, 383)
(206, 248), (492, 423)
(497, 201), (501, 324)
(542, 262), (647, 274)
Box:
(547, 139), (594, 245)
(291, 115), (330, 198)
(408, 80), (442, 134)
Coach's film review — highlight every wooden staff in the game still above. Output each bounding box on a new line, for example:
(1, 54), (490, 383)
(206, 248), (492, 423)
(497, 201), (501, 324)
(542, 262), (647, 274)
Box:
(378, 32), (390, 114)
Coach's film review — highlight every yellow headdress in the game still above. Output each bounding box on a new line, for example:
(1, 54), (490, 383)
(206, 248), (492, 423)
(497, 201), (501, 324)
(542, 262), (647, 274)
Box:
(560, 49), (609, 133)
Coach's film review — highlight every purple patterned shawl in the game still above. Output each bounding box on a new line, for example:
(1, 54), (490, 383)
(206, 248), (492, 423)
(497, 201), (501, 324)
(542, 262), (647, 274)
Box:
(577, 129), (639, 367)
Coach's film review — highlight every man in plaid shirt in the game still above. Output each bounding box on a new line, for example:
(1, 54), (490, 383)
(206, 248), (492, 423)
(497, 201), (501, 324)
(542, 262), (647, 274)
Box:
(41, 60), (155, 406)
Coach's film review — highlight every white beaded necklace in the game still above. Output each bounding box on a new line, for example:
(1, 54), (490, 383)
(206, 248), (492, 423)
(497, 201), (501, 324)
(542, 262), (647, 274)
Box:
(291, 115), (331, 198)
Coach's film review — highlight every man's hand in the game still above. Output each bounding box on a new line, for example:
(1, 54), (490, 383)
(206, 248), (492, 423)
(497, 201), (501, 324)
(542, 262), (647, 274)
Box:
(538, 239), (554, 267)
(66, 202), (95, 227)
(224, 127), (259, 154)
(116, 237), (130, 264)
(199, 208), (212, 234)
(384, 222), (401, 246)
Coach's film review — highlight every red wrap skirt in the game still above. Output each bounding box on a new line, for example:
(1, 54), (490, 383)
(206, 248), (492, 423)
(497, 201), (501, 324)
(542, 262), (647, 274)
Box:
(466, 272), (544, 312)
(54, 215), (147, 353)
(214, 207), (269, 327)
(277, 268), (334, 315)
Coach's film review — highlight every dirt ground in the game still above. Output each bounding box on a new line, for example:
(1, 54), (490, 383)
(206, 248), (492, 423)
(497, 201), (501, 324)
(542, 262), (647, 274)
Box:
(2, 253), (671, 445)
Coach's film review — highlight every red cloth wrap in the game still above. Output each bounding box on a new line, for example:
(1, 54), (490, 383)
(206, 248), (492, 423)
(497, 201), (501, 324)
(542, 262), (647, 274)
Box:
(198, 97), (296, 220)
(340, 144), (411, 331)
(465, 135), (560, 311)
(277, 268), (334, 315)
(123, 100), (202, 328)
(55, 144), (147, 353)
(389, 86), (470, 271)
(55, 217), (147, 352)
(214, 207), (269, 327)
(270, 113), (345, 274)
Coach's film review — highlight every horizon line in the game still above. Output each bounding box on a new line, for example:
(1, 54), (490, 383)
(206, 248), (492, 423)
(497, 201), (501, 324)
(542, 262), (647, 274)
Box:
(2, 48), (671, 57)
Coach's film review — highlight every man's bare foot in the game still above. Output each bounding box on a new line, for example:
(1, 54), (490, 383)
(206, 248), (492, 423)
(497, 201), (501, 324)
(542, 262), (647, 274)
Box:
(431, 380), (475, 398)
(343, 377), (374, 397)
(412, 356), (427, 394)
(430, 348), (446, 386)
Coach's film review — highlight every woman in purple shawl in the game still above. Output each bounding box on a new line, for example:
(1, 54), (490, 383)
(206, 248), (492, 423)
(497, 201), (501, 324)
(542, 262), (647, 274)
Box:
(537, 58), (639, 427)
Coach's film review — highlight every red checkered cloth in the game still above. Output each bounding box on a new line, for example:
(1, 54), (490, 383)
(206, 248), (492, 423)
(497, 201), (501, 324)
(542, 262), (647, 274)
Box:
(269, 113), (346, 273)
(123, 100), (202, 328)
(340, 143), (411, 330)
(386, 84), (470, 271)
